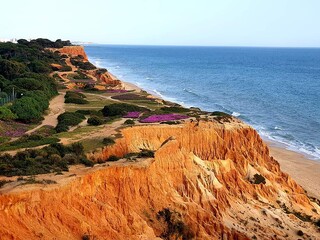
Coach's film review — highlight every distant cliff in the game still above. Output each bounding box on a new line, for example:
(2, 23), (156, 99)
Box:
(0, 121), (319, 240)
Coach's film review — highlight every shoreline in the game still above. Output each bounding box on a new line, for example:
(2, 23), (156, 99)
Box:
(109, 68), (320, 199)
(267, 141), (320, 199)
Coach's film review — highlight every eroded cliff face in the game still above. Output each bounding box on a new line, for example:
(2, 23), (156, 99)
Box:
(56, 46), (88, 61)
(0, 121), (319, 240)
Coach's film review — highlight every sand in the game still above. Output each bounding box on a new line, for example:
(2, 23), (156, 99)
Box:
(268, 142), (320, 199)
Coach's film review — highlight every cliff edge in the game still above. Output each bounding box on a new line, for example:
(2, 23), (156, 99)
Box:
(1, 121), (319, 239)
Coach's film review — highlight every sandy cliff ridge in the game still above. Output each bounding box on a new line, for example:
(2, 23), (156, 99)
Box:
(1, 120), (319, 239)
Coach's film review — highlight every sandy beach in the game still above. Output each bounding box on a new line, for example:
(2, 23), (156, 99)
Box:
(268, 142), (320, 199)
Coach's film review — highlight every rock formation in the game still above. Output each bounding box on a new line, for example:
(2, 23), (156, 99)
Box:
(56, 46), (88, 61)
(1, 120), (319, 239)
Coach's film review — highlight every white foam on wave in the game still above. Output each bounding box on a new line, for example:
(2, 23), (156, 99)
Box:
(256, 127), (320, 160)
(232, 112), (241, 117)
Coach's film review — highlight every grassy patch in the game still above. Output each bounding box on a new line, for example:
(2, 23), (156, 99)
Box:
(79, 138), (105, 153)
(0, 134), (59, 152)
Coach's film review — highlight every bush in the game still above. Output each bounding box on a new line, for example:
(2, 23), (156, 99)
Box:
(0, 142), (89, 176)
(55, 112), (85, 132)
(64, 91), (88, 104)
(252, 174), (266, 184)
(137, 149), (155, 158)
(65, 97), (89, 104)
(160, 106), (190, 113)
(124, 119), (135, 125)
(157, 208), (194, 240)
(70, 58), (96, 70)
(107, 155), (119, 162)
(80, 157), (94, 167)
(102, 137), (115, 145)
(297, 230), (304, 236)
(27, 60), (51, 73)
(11, 97), (43, 122)
(0, 59), (26, 80)
(87, 116), (104, 126)
(102, 103), (148, 117)
(0, 106), (17, 120)
(59, 65), (72, 72)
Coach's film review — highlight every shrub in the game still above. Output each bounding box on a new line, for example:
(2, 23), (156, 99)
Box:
(102, 137), (115, 145)
(124, 119), (135, 125)
(157, 208), (194, 240)
(252, 174), (266, 184)
(87, 116), (104, 126)
(96, 68), (108, 74)
(102, 103), (148, 117)
(297, 230), (304, 236)
(65, 97), (89, 104)
(27, 60), (50, 73)
(55, 112), (85, 132)
(0, 59), (26, 80)
(80, 157), (94, 167)
(64, 91), (88, 104)
(70, 58), (96, 70)
(137, 149), (154, 158)
(160, 106), (190, 113)
(107, 155), (119, 162)
(0, 106), (17, 120)
(59, 65), (72, 72)
(11, 97), (43, 122)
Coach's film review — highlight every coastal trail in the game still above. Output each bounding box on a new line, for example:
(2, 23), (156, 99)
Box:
(25, 92), (66, 135)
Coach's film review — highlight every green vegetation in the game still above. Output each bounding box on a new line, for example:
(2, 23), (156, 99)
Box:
(107, 155), (120, 162)
(70, 57), (96, 70)
(0, 179), (12, 188)
(0, 142), (93, 176)
(68, 70), (92, 80)
(124, 119), (135, 125)
(160, 106), (190, 113)
(0, 134), (59, 152)
(87, 116), (104, 126)
(157, 208), (194, 240)
(102, 103), (148, 117)
(211, 111), (233, 122)
(251, 174), (266, 184)
(111, 93), (155, 101)
(137, 149), (155, 158)
(0, 106), (17, 120)
(59, 65), (72, 72)
(65, 91), (89, 104)
(55, 112), (86, 132)
(0, 39), (65, 123)
(102, 137), (115, 145)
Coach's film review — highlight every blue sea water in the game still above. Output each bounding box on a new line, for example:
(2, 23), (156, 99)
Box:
(85, 45), (320, 160)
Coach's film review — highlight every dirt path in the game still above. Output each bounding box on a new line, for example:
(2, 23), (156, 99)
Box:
(25, 92), (66, 135)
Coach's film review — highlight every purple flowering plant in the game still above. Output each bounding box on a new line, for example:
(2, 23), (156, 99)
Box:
(140, 114), (188, 123)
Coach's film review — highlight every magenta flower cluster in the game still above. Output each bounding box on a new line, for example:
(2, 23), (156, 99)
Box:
(4, 129), (26, 138)
(140, 114), (188, 123)
(123, 111), (141, 118)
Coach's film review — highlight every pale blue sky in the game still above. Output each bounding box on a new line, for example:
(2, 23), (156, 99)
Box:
(1, 0), (320, 47)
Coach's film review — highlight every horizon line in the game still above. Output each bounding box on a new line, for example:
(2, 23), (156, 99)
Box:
(81, 42), (320, 49)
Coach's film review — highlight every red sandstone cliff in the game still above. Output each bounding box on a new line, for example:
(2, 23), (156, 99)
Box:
(55, 46), (88, 61)
(0, 121), (319, 239)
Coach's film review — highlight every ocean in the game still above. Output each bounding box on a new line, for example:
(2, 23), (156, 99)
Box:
(85, 45), (320, 160)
